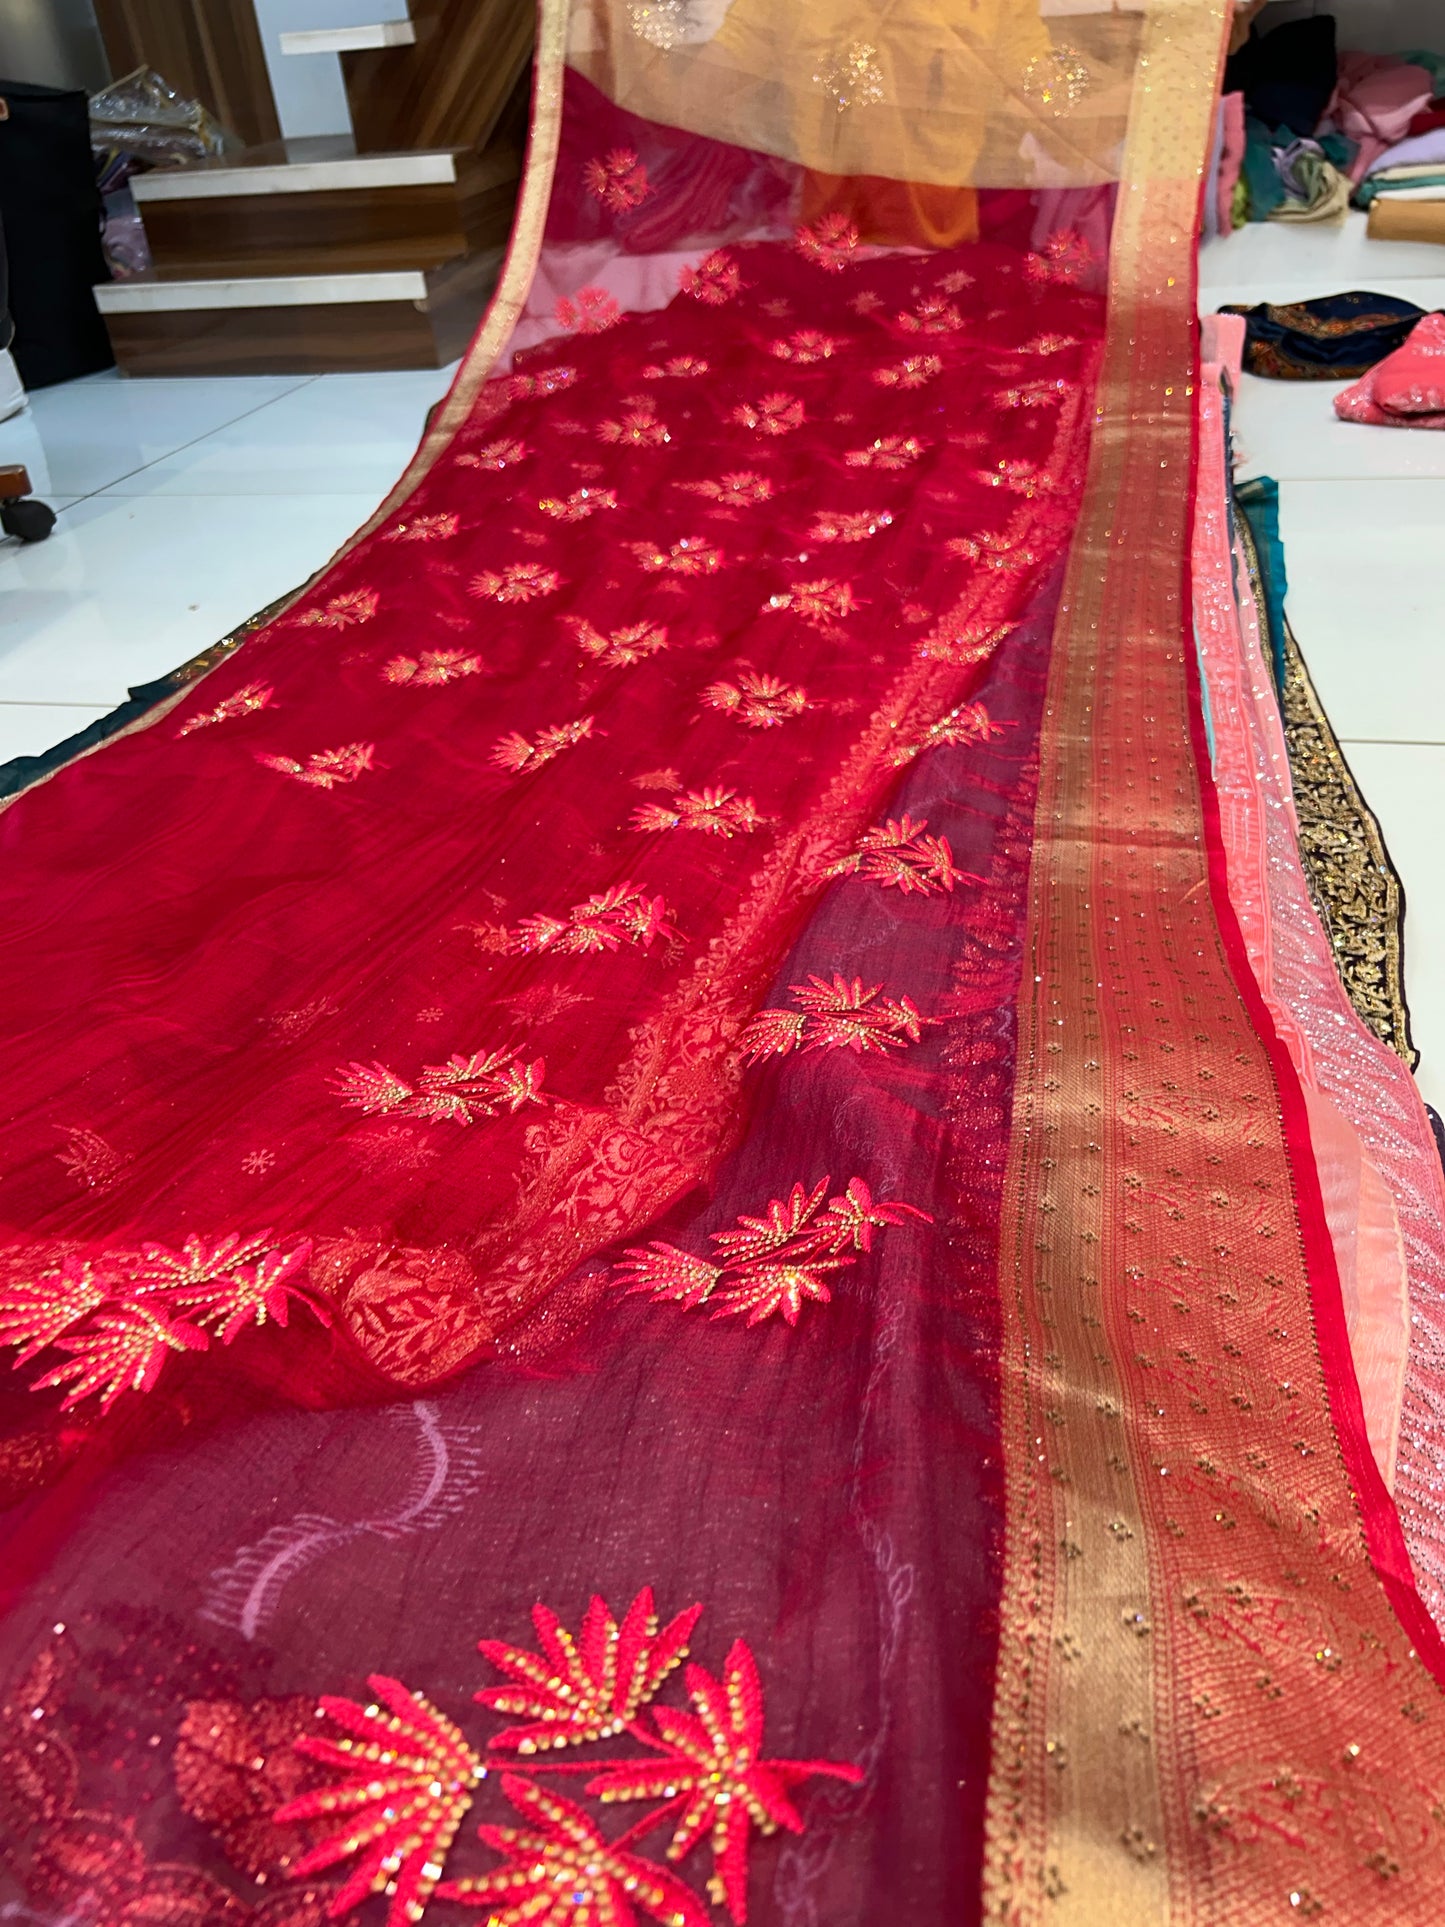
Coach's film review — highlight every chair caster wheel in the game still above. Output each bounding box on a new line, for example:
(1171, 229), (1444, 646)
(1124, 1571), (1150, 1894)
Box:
(0, 497), (56, 542)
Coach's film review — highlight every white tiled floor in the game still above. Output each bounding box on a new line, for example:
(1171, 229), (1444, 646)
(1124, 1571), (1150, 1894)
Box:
(0, 361), (455, 728)
(1200, 211), (1445, 1114)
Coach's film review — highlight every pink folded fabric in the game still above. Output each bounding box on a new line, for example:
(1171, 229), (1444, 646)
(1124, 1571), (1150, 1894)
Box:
(1335, 311), (1445, 426)
(1328, 51), (1435, 181)
(1217, 90), (1246, 233)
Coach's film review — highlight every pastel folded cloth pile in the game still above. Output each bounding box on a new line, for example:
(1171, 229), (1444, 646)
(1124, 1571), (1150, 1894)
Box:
(1335, 311), (1445, 427)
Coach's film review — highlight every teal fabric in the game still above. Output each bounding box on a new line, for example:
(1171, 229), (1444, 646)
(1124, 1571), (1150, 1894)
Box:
(1356, 169), (1445, 206)
(1400, 49), (1445, 97)
(1242, 116), (1287, 219)
(1235, 476), (1289, 701)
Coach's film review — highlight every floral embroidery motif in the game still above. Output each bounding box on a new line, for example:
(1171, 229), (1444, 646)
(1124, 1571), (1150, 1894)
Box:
(918, 613), (1015, 665)
(828, 815), (969, 895)
(974, 457), (1053, 497)
(764, 579), (857, 627)
(702, 671), (809, 729)
(256, 743), (375, 788)
(501, 367), (576, 404)
(384, 512), (459, 543)
(642, 356), (710, 379)
(599, 407), (671, 448)
(873, 355), (942, 389)
(469, 563), (563, 603)
(993, 377), (1067, 409)
(584, 147), (650, 212)
(457, 437), (528, 471)
(939, 267), (975, 293)
(511, 885), (674, 956)
(539, 486), (618, 520)
(0, 1231), (316, 1411)
(1020, 332), (1079, 356)
(794, 213), (859, 272)
(679, 251), (742, 305)
(769, 331), (840, 364)
(629, 537), (722, 576)
(176, 681), (275, 736)
(897, 296), (963, 335)
(555, 287), (621, 335)
(891, 699), (1009, 766)
(731, 393), (804, 436)
(619, 1175), (928, 1326)
(572, 618), (669, 670)
(490, 715), (594, 776)
(813, 40), (886, 113)
(1025, 229), (1095, 286)
(55, 1123), (128, 1189)
(334, 1048), (546, 1125)
(383, 650), (483, 686)
(679, 472), (773, 508)
(632, 767), (681, 790)
(809, 509), (893, 544)
(630, 787), (764, 838)
(844, 434), (926, 469)
(738, 976), (924, 1064)
(295, 588), (379, 629)
(275, 1675), (483, 1927)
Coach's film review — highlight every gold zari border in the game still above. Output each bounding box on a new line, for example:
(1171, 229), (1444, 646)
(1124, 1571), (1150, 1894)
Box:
(982, 1), (1445, 1921)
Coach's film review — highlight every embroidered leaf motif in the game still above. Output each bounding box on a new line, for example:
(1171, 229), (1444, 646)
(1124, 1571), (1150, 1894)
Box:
(335, 1051), (545, 1127)
(872, 355), (942, 389)
(176, 682), (275, 736)
(702, 672), (809, 729)
(539, 486), (618, 520)
(1025, 229), (1094, 286)
(512, 885), (674, 957)
(918, 614), (1015, 666)
(629, 537), (722, 576)
(0, 1255), (104, 1365)
(641, 356), (710, 379)
(890, 699), (1009, 766)
(256, 743), (375, 789)
(468, 563), (563, 603)
(295, 588), (379, 629)
(441, 1775), (709, 1926)
(763, 580), (857, 628)
(993, 377), (1067, 409)
(678, 472), (773, 508)
(555, 286), (622, 334)
(573, 619), (669, 670)
(457, 437), (528, 471)
(630, 787), (763, 839)
(738, 976), (924, 1065)
(122, 1231), (318, 1342)
(490, 716), (594, 776)
(599, 408), (671, 448)
(794, 213), (859, 272)
(679, 250), (741, 305)
(275, 1674), (483, 1927)
(501, 367), (575, 403)
(619, 1176), (929, 1329)
(808, 509), (892, 544)
(477, 1586), (702, 1754)
(588, 1640), (863, 1923)
(828, 815), (974, 895)
(384, 650), (483, 686)
(584, 146), (650, 212)
(973, 457), (1052, 498)
(55, 1123), (127, 1189)
(844, 434), (926, 469)
(1021, 331), (1079, 356)
(769, 330), (839, 364)
(384, 512), (460, 543)
(731, 393), (804, 436)
(898, 295), (963, 335)
(30, 1302), (206, 1413)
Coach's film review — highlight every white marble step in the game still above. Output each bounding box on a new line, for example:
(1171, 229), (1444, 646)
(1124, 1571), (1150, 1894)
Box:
(133, 148), (457, 202)
(279, 21), (416, 54)
(94, 270), (429, 313)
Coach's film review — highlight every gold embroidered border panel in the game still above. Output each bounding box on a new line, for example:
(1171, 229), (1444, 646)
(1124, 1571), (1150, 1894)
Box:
(981, 2), (1445, 1921)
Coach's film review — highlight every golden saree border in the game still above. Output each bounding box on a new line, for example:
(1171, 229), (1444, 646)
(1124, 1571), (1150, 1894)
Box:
(981, 2), (1445, 1921)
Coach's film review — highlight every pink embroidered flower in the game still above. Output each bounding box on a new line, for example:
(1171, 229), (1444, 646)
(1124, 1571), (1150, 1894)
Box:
(897, 296), (963, 335)
(1025, 229), (1095, 286)
(732, 393), (804, 436)
(809, 509), (893, 544)
(642, 355), (710, 378)
(769, 330), (840, 363)
(681, 471), (774, 508)
(599, 408), (671, 447)
(583, 146), (650, 212)
(764, 579), (858, 627)
(845, 434), (927, 469)
(501, 366), (576, 402)
(679, 250), (742, 305)
(383, 511), (459, 542)
(795, 212), (859, 272)
(468, 563), (563, 603)
(457, 437), (528, 471)
(538, 486), (618, 520)
(629, 537), (722, 575)
(873, 355), (942, 389)
(555, 286), (622, 334)
(294, 587), (378, 629)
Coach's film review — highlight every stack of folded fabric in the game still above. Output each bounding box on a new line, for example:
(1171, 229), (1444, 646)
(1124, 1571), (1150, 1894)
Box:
(1335, 311), (1445, 426)
(1217, 289), (1428, 379)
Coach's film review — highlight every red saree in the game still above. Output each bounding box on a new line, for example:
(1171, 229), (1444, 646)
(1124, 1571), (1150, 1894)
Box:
(3, 2), (1445, 1922)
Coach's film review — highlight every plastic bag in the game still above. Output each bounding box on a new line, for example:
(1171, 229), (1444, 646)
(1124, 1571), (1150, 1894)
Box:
(88, 67), (232, 170)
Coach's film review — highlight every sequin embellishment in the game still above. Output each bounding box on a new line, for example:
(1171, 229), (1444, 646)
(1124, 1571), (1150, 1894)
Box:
(468, 563), (564, 603)
(584, 147), (650, 212)
(770, 331), (841, 364)
(490, 715), (595, 775)
(554, 287), (622, 334)
(738, 976), (925, 1063)
(572, 618), (669, 669)
(828, 815), (971, 894)
(456, 438), (528, 471)
(629, 537), (723, 575)
(731, 394), (805, 436)
(844, 434), (926, 469)
(294, 588), (379, 629)
(680, 472), (773, 508)
(873, 355), (943, 389)
(599, 407), (672, 447)
(334, 1048), (546, 1125)
(813, 41), (886, 113)
(384, 512), (460, 543)
(538, 486), (618, 520)
(794, 214), (860, 273)
(384, 651), (483, 686)
(618, 1175), (929, 1326)
(764, 580), (858, 627)
(809, 509), (893, 544)
(679, 251), (742, 305)
(511, 885), (674, 956)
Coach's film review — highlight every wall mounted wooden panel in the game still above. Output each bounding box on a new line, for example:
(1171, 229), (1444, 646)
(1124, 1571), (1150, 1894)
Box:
(93, 0), (280, 148)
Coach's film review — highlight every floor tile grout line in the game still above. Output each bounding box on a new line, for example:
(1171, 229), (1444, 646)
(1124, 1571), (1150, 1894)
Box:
(1338, 737), (1445, 750)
